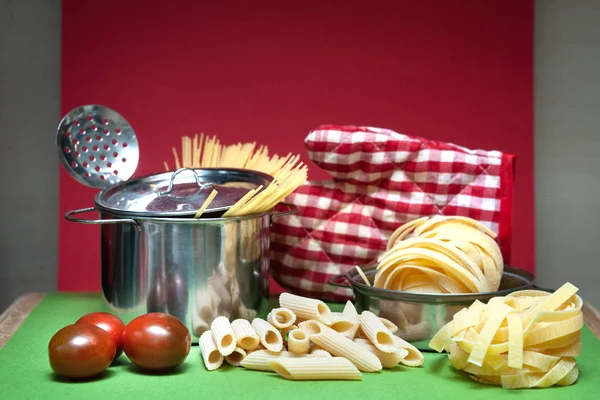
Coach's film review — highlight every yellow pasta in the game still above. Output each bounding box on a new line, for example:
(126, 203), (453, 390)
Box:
(268, 357), (362, 381)
(287, 329), (310, 354)
(239, 350), (303, 371)
(379, 317), (398, 334)
(199, 291), (428, 380)
(298, 320), (382, 372)
(279, 293), (333, 326)
(392, 336), (425, 367)
(280, 324), (299, 341)
(211, 316), (236, 356)
(225, 347), (247, 367)
(167, 134), (298, 176)
(222, 156), (307, 218)
(342, 301), (359, 319)
(429, 282), (584, 389)
(353, 338), (408, 368)
(358, 311), (396, 353)
(193, 189), (218, 219)
(231, 318), (260, 351)
(267, 307), (297, 329)
(377, 216), (504, 294)
(252, 318), (283, 352)
(309, 348), (333, 358)
(200, 330), (224, 371)
(330, 312), (359, 338)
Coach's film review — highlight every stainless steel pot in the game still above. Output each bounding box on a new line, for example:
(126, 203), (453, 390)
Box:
(64, 168), (297, 343)
(329, 264), (536, 351)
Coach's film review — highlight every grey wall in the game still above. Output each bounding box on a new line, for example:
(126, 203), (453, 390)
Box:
(535, 0), (600, 308)
(1, 1), (599, 312)
(0, 0), (60, 312)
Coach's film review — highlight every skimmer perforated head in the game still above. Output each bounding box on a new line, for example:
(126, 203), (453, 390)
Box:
(56, 105), (139, 188)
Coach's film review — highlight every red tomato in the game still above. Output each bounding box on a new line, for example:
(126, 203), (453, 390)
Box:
(48, 323), (117, 379)
(121, 312), (191, 371)
(76, 312), (126, 360)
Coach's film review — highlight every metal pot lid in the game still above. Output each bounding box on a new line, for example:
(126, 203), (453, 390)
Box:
(94, 168), (272, 217)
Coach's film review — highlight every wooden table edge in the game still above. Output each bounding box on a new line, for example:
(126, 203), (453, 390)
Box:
(1, 293), (599, 350)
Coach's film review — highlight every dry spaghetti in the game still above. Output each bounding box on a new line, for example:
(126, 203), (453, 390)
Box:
(164, 133), (297, 177)
(166, 134), (308, 218)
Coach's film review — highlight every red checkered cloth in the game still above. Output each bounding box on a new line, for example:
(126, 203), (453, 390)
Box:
(270, 125), (516, 302)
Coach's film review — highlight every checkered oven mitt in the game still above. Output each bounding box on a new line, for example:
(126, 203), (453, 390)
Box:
(269, 125), (516, 302)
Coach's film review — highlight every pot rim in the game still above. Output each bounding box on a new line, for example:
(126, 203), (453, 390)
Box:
(93, 167), (275, 218)
(330, 264), (538, 304)
(64, 201), (298, 228)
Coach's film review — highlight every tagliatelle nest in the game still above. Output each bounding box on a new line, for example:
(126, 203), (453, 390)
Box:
(429, 283), (583, 389)
(375, 216), (504, 294)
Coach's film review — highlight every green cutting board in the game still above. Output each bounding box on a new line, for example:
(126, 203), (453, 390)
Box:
(1, 293), (599, 400)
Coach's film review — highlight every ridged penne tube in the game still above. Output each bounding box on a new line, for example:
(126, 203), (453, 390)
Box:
(231, 318), (260, 350)
(358, 311), (396, 353)
(287, 329), (310, 354)
(379, 317), (398, 334)
(281, 324), (298, 341)
(299, 320), (382, 372)
(211, 316), (236, 356)
(279, 293), (333, 325)
(330, 312), (359, 338)
(392, 336), (425, 367)
(353, 338), (408, 368)
(239, 350), (303, 371)
(309, 348), (332, 358)
(267, 307), (296, 329)
(225, 347), (247, 367)
(252, 318), (283, 352)
(342, 301), (359, 319)
(200, 330), (224, 371)
(268, 357), (362, 381)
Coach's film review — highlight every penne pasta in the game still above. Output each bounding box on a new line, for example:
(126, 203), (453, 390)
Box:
(267, 307), (297, 329)
(231, 318), (260, 351)
(330, 312), (359, 338)
(342, 301), (359, 319)
(309, 345), (332, 358)
(281, 324), (299, 341)
(299, 320), (382, 372)
(353, 338), (408, 368)
(392, 336), (425, 367)
(225, 346), (247, 367)
(200, 330), (224, 371)
(358, 311), (396, 353)
(287, 329), (310, 354)
(268, 357), (362, 381)
(211, 316), (236, 356)
(379, 317), (399, 334)
(252, 318), (283, 352)
(239, 350), (303, 371)
(279, 293), (333, 325)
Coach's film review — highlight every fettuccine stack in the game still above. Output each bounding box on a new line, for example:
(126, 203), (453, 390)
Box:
(429, 282), (583, 389)
(375, 216), (503, 293)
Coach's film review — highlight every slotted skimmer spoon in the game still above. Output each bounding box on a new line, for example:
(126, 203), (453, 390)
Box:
(56, 105), (140, 188)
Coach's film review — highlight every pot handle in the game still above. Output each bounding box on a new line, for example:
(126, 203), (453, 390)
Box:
(64, 207), (142, 232)
(327, 273), (352, 288)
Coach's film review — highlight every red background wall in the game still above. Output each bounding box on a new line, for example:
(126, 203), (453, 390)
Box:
(59, 0), (534, 291)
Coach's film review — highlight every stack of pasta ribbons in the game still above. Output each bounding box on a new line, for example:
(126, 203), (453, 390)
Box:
(375, 216), (504, 294)
(429, 282), (584, 389)
(199, 292), (424, 380)
(164, 133), (297, 177)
